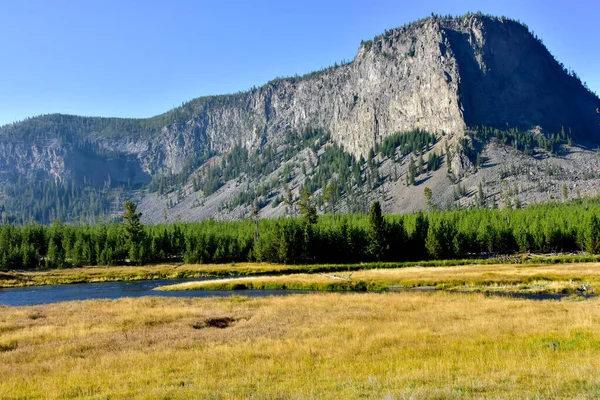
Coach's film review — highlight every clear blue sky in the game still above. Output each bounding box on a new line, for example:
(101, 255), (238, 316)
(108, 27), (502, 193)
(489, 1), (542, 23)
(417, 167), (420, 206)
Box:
(1, 0), (598, 126)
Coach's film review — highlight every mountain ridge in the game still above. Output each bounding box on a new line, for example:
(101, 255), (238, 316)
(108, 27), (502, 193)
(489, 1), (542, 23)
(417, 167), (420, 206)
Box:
(3, 13), (597, 135)
(1, 13), (599, 223)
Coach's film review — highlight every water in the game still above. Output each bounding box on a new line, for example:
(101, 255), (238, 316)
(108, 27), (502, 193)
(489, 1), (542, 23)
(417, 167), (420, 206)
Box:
(0, 279), (307, 307)
(1, 279), (595, 307)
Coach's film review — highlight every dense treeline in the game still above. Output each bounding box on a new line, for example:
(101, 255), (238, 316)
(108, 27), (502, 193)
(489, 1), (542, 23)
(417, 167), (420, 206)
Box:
(2, 199), (600, 271)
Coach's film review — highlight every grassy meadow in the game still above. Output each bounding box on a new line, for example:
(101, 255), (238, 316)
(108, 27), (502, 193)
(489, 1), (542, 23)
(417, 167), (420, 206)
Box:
(2, 293), (600, 398)
(157, 262), (600, 295)
(2, 254), (600, 288)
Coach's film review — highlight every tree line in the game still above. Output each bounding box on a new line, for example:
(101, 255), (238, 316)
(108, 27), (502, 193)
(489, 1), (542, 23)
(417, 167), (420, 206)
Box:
(1, 199), (600, 270)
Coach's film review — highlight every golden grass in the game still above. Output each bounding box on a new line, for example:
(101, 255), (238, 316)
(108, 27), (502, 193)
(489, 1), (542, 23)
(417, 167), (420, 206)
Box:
(2, 293), (600, 398)
(0, 262), (302, 288)
(158, 262), (600, 294)
(2, 255), (600, 289)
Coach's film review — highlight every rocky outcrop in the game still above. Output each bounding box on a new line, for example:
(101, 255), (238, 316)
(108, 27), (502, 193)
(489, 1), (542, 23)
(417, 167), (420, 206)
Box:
(0, 139), (66, 183)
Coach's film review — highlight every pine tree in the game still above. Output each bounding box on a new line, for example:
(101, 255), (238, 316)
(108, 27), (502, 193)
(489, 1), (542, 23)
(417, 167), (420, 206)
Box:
(252, 201), (260, 242)
(425, 219), (457, 259)
(122, 201), (145, 265)
(323, 184), (336, 216)
(411, 212), (429, 260)
(491, 196), (498, 209)
(408, 157), (417, 185)
(284, 186), (294, 216)
(478, 182), (485, 207)
(368, 201), (388, 260)
(424, 187), (433, 209)
(514, 197), (522, 209)
(445, 142), (452, 173)
(46, 220), (65, 268)
(585, 214), (600, 254)
(298, 188), (318, 225)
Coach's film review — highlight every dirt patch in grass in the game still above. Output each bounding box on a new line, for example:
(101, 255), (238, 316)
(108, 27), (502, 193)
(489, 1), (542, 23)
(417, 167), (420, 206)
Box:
(28, 311), (46, 320)
(0, 342), (18, 352)
(192, 317), (237, 329)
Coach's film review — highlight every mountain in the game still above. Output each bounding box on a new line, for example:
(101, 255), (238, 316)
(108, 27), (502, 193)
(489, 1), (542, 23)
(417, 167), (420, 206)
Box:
(1, 13), (599, 224)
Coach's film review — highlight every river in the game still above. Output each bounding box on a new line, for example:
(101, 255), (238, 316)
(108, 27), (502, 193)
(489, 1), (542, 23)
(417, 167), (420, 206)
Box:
(0, 279), (307, 307)
(1, 279), (595, 307)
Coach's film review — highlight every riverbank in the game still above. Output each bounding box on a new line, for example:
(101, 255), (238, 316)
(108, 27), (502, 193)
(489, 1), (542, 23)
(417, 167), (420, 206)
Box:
(2, 254), (600, 288)
(0, 263), (292, 288)
(156, 262), (600, 295)
(2, 293), (600, 398)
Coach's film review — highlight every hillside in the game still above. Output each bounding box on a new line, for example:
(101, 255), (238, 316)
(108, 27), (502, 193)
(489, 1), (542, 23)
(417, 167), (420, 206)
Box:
(0, 13), (599, 223)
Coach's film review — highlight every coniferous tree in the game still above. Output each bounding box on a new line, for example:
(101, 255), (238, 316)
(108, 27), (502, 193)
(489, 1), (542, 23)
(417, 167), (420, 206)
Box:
(424, 187), (433, 210)
(298, 188), (318, 225)
(427, 152), (441, 171)
(408, 157), (417, 185)
(122, 201), (145, 265)
(585, 214), (600, 254)
(46, 220), (66, 268)
(284, 186), (294, 216)
(478, 182), (485, 207)
(425, 219), (457, 259)
(411, 212), (429, 260)
(368, 201), (388, 260)
(323, 184), (336, 217)
(445, 142), (451, 173)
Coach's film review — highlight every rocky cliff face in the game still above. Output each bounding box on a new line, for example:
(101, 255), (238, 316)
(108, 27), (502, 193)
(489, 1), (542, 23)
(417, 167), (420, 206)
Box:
(0, 14), (599, 222)
(136, 16), (469, 170)
(132, 14), (597, 170)
(116, 15), (599, 174)
(3, 14), (599, 179)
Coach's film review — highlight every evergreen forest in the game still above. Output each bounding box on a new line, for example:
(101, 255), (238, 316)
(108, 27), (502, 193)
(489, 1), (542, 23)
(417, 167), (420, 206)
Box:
(1, 199), (600, 271)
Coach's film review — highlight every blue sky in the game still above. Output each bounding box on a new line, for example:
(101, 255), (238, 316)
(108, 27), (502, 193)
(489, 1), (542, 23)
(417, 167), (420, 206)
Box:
(0, 0), (598, 126)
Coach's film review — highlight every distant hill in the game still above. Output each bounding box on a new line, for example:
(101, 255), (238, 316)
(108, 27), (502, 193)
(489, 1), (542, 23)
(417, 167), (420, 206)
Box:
(1, 13), (599, 224)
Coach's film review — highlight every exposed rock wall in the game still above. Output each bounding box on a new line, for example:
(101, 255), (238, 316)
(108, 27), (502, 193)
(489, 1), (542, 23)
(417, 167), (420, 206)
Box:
(135, 17), (468, 173)
(127, 15), (599, 176)
(0, 139), (66, 182)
